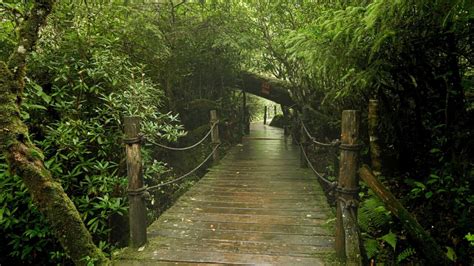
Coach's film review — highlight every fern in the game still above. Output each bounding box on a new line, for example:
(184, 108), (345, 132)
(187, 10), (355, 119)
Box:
(380, 231), (397, 251)
(397, 248), (416, 263)
(364, 238), (380, 259)
(358, 196), (391, 232)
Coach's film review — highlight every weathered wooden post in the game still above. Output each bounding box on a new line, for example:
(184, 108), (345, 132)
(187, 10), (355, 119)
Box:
(335, 110), (361, 265)
(263, 106), (268, 125)
(274, 105), (277, 117)
(242, 92), (250, 135)
(299, 109), (308, 168)
(242, 92), (246, 135)
(368, 99), (382, 176)
(282, 105), (290, 136)
(210, 110), (220, 161)
(123, 116), (147, 248)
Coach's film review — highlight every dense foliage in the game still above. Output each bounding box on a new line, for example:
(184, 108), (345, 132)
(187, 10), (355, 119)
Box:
(0, 0), (472, 264)
(243, 0), (473, 263)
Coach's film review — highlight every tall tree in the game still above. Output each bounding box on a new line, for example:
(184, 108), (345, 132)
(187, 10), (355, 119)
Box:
(0, 1), (108, 265)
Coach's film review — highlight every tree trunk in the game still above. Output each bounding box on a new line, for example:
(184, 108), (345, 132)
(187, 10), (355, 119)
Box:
(238, 71), (296, 108)
(0, 1), (109, 265)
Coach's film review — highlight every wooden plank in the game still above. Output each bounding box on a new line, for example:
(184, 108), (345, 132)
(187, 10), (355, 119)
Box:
(148, 228), (334, 246)
(159, 212), (329, 226)
(179, 194), (328, 204)
(154, 217), (333, 236)
(174, 199), (330, 211)
(116, 249), (327, 265)
(168, 206), (327, 217)
(143, 237), (333, 257)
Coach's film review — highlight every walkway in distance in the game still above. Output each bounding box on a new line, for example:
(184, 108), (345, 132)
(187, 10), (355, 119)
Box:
(114, 123), (336, 265)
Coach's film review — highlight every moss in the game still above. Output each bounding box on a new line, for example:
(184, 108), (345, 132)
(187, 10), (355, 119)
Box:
(28, 147), (45, 161)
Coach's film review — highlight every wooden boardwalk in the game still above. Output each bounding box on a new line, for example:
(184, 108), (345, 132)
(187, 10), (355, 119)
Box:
(114, 124), (336, 265)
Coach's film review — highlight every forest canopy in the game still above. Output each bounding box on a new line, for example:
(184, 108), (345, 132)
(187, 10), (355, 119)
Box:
(0, 0), (472, 265)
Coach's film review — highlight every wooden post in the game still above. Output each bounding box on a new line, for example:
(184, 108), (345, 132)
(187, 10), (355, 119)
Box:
(210, 110), (220, 161)
(123, 116), (147, 248)
(299, 109), (308, 168)
(274, 105), (277, 116)
(368, 99), (382, 175)
(242, 92), (246, 135)
(335, 110), (362, 265)
(242, 92), (250, 135)
(282, 105), (290, 136)
(263, 106), (267, 125)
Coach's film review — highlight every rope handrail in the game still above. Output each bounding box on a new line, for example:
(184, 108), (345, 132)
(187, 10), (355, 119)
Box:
(291, 131), (337, 188)
(146, 120), (219, 151)
(298, 142), (337, 188)
(299, 118), (340, 148)
(147, 143), (220, 191)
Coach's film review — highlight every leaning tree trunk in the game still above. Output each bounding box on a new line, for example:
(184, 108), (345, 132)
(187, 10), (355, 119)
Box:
(0, 1), (108, 265)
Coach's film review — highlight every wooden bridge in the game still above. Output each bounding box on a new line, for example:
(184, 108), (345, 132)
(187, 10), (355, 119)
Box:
(114, 123), (337, 265)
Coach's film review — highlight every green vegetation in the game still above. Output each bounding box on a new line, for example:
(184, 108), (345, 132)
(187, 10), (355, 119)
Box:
(0, 0), (472, 265)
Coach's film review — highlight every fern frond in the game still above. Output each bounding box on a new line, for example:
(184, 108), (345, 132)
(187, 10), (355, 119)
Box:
(397, 248), (416, 263)
(358, 196), (391, 232)
(365, 238), (380, 259)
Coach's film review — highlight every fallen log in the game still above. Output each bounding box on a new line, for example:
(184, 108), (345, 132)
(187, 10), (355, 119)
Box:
(238, 72), (296, 108)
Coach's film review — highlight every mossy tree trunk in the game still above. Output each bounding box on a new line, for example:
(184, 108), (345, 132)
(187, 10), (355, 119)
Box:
(238, 71), (296, 108)
(0, 1), (109, 265)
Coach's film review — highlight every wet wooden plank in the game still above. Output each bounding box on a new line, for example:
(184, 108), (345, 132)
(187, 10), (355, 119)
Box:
(143, 237), (333, 257)
(174, 200), (331, 211)
(116, 249), (328, 265)
(148, 228), (334, 246)
(155, 217), (333, 236)
(167, 206), (328, 218)
(114, 124), (336, 265)
(160, 212), (329, 226)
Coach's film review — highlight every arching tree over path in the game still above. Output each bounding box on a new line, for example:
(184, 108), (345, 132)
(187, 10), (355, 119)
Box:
(237, 71), (296, 108)
(0, 1), (108, 265)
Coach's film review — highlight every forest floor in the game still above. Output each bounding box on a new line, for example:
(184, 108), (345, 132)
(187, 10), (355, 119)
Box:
(114, 123), (337, 265)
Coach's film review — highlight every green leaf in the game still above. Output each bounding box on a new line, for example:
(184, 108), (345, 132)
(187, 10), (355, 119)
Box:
(364, 238), (379, 258)
(380, 231), (397, 250)
(445, 246), (456, 262)
(425, 191), (433, 199)
(414, 181), (426, 190)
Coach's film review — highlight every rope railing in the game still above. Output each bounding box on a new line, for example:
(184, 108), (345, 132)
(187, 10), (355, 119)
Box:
(291, 130), (338, 189)
(298, 142), (337, 188)
(299, 118), (340, 148)
(295, 110), (363, 262)
(123, 111), (221, 248)
(145, 120), (219, 151)
(146, 143), (220, 191)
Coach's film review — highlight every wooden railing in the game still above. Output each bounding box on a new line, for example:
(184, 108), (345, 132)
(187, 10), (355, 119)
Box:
(297, 110), (362, 264)
(297, 107), (449, 265)
(122, 110), (221, 248)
